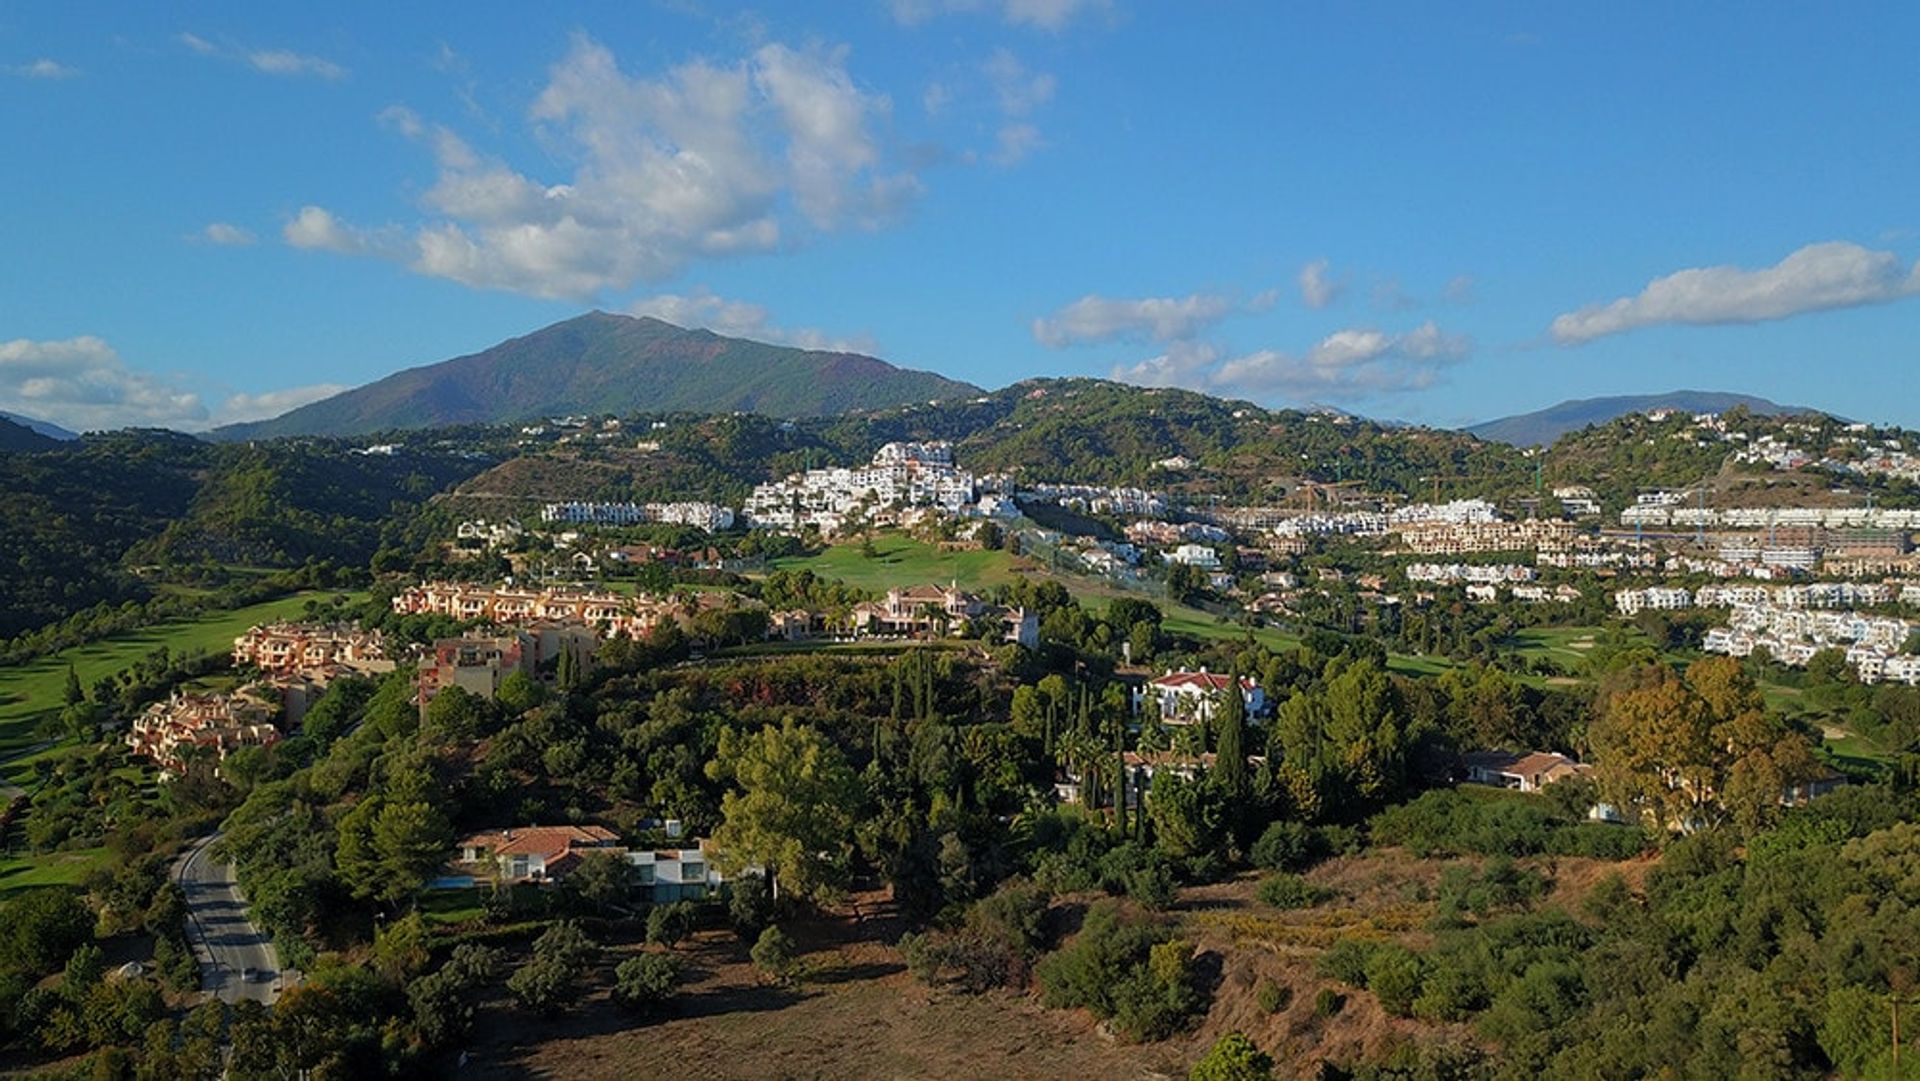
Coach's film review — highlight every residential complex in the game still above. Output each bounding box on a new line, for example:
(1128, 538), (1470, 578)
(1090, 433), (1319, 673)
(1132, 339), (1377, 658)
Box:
(126, 690), (281, 777)
(232, 622), (390, 677)
(540, 501), (736, 531)
(745, 442), (984, 534)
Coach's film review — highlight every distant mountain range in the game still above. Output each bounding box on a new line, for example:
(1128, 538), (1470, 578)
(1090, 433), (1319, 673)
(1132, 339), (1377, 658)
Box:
(0, 410), (79, 441)
(0, 415), (62, 452)
(213, 312), (982, 440)
(1467, 391), (1827, 447)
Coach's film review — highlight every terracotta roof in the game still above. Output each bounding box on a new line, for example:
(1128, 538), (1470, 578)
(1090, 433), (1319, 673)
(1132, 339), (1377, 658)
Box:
(459, 825), (619, 860)
(1510, 752), (1577, 777)
(1151, 670), (1254, 692)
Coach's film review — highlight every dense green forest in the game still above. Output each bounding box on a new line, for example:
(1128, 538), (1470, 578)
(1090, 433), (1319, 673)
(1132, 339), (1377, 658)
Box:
(0, 434), (487, 637)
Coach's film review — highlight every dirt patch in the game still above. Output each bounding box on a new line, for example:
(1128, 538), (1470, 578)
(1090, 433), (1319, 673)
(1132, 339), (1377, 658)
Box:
(461, 902), (1189, 1081)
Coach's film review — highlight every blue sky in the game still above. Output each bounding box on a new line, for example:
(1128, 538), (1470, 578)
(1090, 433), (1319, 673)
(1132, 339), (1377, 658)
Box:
(3, 2), (1918, 432)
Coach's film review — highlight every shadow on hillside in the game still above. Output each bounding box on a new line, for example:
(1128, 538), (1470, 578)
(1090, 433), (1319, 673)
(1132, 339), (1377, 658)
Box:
(463, 983), (809, 1078)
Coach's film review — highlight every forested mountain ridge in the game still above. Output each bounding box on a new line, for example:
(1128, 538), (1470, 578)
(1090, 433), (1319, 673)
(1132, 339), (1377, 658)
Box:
(211, 312), (982, 440)
(0, 432), (489, 637)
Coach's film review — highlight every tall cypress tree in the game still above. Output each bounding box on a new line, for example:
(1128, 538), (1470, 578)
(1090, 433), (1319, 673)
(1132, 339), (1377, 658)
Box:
(1215, 677), (1249, 800)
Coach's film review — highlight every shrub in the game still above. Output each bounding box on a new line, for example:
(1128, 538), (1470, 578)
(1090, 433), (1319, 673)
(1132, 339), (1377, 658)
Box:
(1316, 937), (1377, 988)
(1112, 939), (1204, 1041)
(1313, 988), (1345, 1019)
(1189, 1031), (1274, 1081)
(507, 922), (598, 1015)
(1099, 842), (1178, 909)
(903, 880), (1054, 994)
(1434, 857), (1548, 923)
(646, 901), (696, 948)
(968, 879), (1052, 952)
(1255, 979), (1291, 1014)
(901, 929), (1025, 993)
(1036, 901), (1207, 1041)
(727, 873), (774, 939)
(751, 925), (795, 980)
(1361, 944), (1427, 1017)
(1251, 820), (1325, 873)
(612, 953), (680, 1014)
(1255, 873), (1330, 910)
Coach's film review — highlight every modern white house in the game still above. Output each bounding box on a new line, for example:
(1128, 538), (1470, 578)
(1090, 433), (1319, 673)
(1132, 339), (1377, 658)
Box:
(444, 827), (752, 902)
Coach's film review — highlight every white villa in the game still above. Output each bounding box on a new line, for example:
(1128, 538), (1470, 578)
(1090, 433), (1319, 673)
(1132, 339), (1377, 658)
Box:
(1134, 668), (1267, 724)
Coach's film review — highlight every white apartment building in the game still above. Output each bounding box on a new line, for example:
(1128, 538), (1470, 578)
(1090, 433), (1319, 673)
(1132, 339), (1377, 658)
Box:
(540, 501), (736, 531)
(1405, 563), (1536, 585)
(1166, 543), (1222, 569)
(1615, 587), (1692, 614)
(745, 442), (978, 533)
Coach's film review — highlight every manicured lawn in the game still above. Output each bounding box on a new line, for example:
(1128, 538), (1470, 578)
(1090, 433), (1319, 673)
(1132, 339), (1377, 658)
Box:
(770, 537), (1029, 594)
(1509, 626), (1608, 665)
(0, 590), (362, 766)
(775, 535), (1473, 676)
(421, 887), (487, 926)
(0, 845), (110, 897)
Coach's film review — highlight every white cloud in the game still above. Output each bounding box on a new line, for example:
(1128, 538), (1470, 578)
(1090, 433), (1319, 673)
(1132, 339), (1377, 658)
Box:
(178, 32), (346, 80)
(1033, 292), (1238, 347)
(922, 81), (952, 116)
(0, 336), (206, 431)
(7, 58), (79, 79)
(1113, 321), (1471, 404)
(1443, 274), (1475, 304)
(0, 336), (353, 430)
(1298, 258), (1341, 309)
(1370, 276), (1418, 311)
(628, 290), (878, 353)
(1551, 241), (1920, 344)
(888, 0), (1108, 30)
(200, 222), (256, 246)
(1003, 0), (1105, 29)
(247, 48), (346, 80)
(215, 384), (349, 424)
(990, 123), (1043, 166)
(982, 48), (1054, 116)
(293, 34), (918, 300)
(1111, 340), (1222, 388)
(283, 205), (374, 254)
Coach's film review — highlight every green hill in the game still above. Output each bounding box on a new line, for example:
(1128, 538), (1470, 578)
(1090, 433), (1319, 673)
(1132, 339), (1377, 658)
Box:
(212, 312), (981, 440)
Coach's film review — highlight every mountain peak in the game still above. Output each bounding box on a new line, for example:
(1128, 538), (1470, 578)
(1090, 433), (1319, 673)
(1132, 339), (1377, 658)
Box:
(1467, 390), (1829, 447)
(212, 313), (980, 440)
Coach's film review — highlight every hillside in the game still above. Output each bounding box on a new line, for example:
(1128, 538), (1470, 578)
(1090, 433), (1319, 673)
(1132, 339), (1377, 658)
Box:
(0, 431), (489, 637)
(0, 416), (60, 453)
(0, 410), (79, 441)
(1469, 390), (1822, 447)
(951, 379), (1523, 500)
(213, 312), (981, 440)
(446, 378), (1531, 508)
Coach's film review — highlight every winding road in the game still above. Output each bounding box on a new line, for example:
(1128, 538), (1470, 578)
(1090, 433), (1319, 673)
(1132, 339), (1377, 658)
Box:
(173, 833), (284, 1004)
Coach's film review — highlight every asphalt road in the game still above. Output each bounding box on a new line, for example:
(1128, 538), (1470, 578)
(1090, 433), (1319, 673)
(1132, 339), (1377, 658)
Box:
(174, 834), (284, 1004)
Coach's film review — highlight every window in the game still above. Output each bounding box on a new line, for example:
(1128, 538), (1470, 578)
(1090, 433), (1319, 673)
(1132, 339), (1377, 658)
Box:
(636, 864), (655, 884)
(681, 861), (705, 881)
